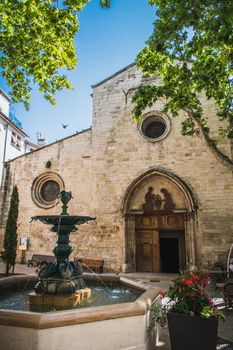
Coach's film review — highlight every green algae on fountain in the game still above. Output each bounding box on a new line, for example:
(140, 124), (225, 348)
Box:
(29, 191), (95, 310)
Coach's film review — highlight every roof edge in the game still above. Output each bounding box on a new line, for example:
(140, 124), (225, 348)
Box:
(0, 89), (11, 102)
(6, 127), (92, 163)
(91, 62), (136, 89)
(0, 111), (28, 137)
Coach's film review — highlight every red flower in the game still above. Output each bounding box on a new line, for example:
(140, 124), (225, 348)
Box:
(159, 292), (164, 300)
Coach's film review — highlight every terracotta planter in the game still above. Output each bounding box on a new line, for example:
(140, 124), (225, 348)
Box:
(167, 312), (218, 350)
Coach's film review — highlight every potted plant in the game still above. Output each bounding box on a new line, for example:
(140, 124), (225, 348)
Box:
(150, 270), (225, 350)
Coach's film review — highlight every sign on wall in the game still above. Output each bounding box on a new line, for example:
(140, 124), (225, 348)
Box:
(18, 237), (28, 251)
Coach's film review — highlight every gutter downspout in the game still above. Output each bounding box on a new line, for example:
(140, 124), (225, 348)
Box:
(1, 123), (8, 188)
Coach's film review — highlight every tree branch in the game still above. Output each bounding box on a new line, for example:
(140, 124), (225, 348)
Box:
(184, 107), (233, 172)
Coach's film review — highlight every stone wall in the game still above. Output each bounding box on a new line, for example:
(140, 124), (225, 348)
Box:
(0, 130), (95, 265)
(91, 64), (233, 269)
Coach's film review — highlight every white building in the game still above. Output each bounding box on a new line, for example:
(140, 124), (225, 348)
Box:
(0, 89), (38, 186)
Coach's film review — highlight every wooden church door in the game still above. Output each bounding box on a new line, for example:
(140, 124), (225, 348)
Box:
(135, 216), (160, 272)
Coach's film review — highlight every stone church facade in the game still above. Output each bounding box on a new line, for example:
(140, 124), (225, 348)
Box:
(0, 63), (233, 272)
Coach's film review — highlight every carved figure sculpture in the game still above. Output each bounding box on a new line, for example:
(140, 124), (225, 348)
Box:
(143, 187), (156, 213)
(154, 194), (162, 210)
(161, 188), (175, 211)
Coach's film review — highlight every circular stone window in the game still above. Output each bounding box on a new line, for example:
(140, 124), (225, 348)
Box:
(31, 172), (64, 209)
(139, 113), (171, 142)
(40, 180), (60, 202)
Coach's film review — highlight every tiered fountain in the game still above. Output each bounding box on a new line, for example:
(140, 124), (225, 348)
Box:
(29, 190), (95, 310)
(0, 190), (161, 350)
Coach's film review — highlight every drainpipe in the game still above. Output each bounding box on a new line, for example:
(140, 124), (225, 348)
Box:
(1, 123), (9, 188)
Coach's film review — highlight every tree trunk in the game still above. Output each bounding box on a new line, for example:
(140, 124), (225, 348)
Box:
(5, 262), (10, 276)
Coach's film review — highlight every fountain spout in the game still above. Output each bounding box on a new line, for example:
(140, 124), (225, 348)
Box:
(59, 190), (72, 216)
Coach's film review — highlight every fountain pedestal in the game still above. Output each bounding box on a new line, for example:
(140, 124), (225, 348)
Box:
(29, 288), (92, 310)
(30, 191), (95, 310)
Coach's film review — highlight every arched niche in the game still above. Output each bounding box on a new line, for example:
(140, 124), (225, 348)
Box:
(121, 168), (198, 273)
(122, 167), (196, 214)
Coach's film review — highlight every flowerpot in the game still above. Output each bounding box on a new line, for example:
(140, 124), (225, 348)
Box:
(167, 312), (218, 350)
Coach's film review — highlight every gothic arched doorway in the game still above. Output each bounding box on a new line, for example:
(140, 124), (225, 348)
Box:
(122, 168), (197, 273)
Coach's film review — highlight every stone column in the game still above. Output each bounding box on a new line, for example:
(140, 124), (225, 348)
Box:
(184, 211), (198, 268)
(122, 213), (136, 272)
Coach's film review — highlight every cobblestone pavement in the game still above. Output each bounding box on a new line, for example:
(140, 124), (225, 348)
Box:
(0, 263), (233, 349)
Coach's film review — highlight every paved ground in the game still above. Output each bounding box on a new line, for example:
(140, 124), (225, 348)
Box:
(0, 262), (233, 349)
(0, 261), (36, 276)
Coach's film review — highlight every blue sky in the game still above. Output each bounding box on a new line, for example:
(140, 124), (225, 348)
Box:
(0, 0), (155, 143)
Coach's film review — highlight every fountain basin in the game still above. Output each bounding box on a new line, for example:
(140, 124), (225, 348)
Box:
(0, 274), (161, 350)
(31, 215), (96, 227)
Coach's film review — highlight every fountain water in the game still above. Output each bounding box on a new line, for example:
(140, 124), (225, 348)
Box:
(29, 191), (95, 309)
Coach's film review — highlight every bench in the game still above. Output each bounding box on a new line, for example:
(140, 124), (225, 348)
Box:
(76, 258), (104, 274)
(27, 254), (55, 267)
(207, 262), (227, 290)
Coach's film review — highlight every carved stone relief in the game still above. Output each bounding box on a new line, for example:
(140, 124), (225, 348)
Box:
(130, 176), (186, 212)
(142, 187), (176, 214)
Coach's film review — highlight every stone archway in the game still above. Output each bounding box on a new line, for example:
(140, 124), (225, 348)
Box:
(122, 168), (197, 273)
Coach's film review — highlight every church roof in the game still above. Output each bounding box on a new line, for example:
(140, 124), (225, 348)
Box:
(91, 62), (136, 88)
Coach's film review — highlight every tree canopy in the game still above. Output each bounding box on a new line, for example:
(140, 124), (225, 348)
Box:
(0, 0), (109, 109)
(133, 0), (233, 170)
